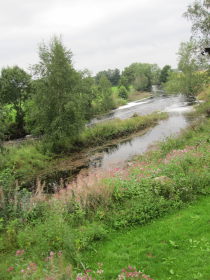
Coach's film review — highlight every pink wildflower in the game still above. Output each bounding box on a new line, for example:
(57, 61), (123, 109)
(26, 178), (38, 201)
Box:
(7, 266), (14, 272)
(15, 249), (25, 256)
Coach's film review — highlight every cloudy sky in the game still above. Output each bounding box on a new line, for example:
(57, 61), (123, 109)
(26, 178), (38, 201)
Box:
(0, 0), (193, 74)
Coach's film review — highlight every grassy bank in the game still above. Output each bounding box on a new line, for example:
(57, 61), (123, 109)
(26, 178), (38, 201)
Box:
(78, 112), (168, 146)
(82, 195), (210, 279)
(0, 112), (209, 279)
(0, 112), (168, 183)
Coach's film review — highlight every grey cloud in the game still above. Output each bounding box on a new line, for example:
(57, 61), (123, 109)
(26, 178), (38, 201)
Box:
(0, 0), (193, 73)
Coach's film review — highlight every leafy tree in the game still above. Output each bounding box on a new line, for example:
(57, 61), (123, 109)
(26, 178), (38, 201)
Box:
(184, 0), (210, 50)
(164, 0), (210, 97)
(120, 66), (136, 89)
(159, 65), (172, 84)
(118, 86), (128, 99)
(95, 68), (121, 86)
(120, 63), (160, 91)
(96, 75), (114, 112)
(0, 66), (31, 136)
(164, 70), (209, 96)
(107, 68), (121, 86)
(30, 37), (85, 153)
(133, 73), (149, 91)
(78, 70), (96, 120)
(164, 41), (209, 95)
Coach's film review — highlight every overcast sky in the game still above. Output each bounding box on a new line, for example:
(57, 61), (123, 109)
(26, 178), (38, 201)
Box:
(0, 0), (194, 74)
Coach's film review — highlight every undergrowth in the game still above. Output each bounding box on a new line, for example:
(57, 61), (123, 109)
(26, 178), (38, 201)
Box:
(0, 114), (209, 279)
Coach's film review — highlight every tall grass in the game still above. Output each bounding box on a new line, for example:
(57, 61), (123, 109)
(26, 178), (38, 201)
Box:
(78, 112), (168, 146)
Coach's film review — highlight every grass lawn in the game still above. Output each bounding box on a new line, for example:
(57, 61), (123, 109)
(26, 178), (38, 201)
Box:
(81, 195), (210, 279)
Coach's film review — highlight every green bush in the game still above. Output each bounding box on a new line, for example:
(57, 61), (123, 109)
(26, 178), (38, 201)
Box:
(118, 86), (128, 99)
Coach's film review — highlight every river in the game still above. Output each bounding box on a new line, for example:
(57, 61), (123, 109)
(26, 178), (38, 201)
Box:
(34, 93), (196, 191)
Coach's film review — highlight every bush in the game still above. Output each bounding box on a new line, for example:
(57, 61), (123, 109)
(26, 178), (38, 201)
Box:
(118, 86), (128, 99)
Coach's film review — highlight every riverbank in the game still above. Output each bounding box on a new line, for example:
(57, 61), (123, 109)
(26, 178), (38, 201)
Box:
(0, 111), (168, 184)
(0, 98), (209, 279)
(112, 87), (151, 105)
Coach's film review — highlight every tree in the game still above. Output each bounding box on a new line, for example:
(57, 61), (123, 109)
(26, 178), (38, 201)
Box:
(96, 75), (114, 112)
(133, 74), (149, 91)
(120, 66), (135, 89)
(164, 41), (209, 95)
(120, 63), (160, 91)
(0, 66), (31, 136)
(30, 36), (85, 152)
(78, 70), (96, 120)
(118, 86), (128, 99)
(159, 65), (172, 84)
(184, 0), (210, 50)
(95, 68), (121, 86)
(178, 40), (209, 94)
(107, 68), (121, 86)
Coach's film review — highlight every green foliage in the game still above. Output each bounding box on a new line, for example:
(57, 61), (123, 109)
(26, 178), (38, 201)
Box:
(164, 70), (209, 96)
(30, 36), (85, 153)
(78, 112), (168, 146)
(5, 144), (50, 180)
(184, 0), (210, 50)
(95, 68), (121, 86)
(133, 73), (149, 91)
(0, 168), (33, 220)
(78, 71), (96, 121)
(164, 40), (209, 96)
(0, 66), (31, 137)
(159, 65), (172, 84)
(118, 85), (128, 99)
(120, 63), (161, 91)
(0, 106), (9, 146)
(93, 74), (115, 114)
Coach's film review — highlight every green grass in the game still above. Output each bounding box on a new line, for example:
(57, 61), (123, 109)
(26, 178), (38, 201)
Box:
(81, 195), (210, 279)
(0, 142), (50, 181)
(78, 112), (168, 146)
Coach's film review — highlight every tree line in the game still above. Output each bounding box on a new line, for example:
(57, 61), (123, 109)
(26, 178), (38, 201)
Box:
(0, 37), (172, 151)
(0, 0), (208, 153)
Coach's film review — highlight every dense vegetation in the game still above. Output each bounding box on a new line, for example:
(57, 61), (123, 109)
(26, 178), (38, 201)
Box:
(0, 85), (209, 279)
(0, 0), (209, 279)
(0, 38), (167, 148)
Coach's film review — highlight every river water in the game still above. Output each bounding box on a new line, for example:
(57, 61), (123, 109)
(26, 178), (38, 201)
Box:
(35, 93), (196, 191)
(88, 94), (195, 169)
